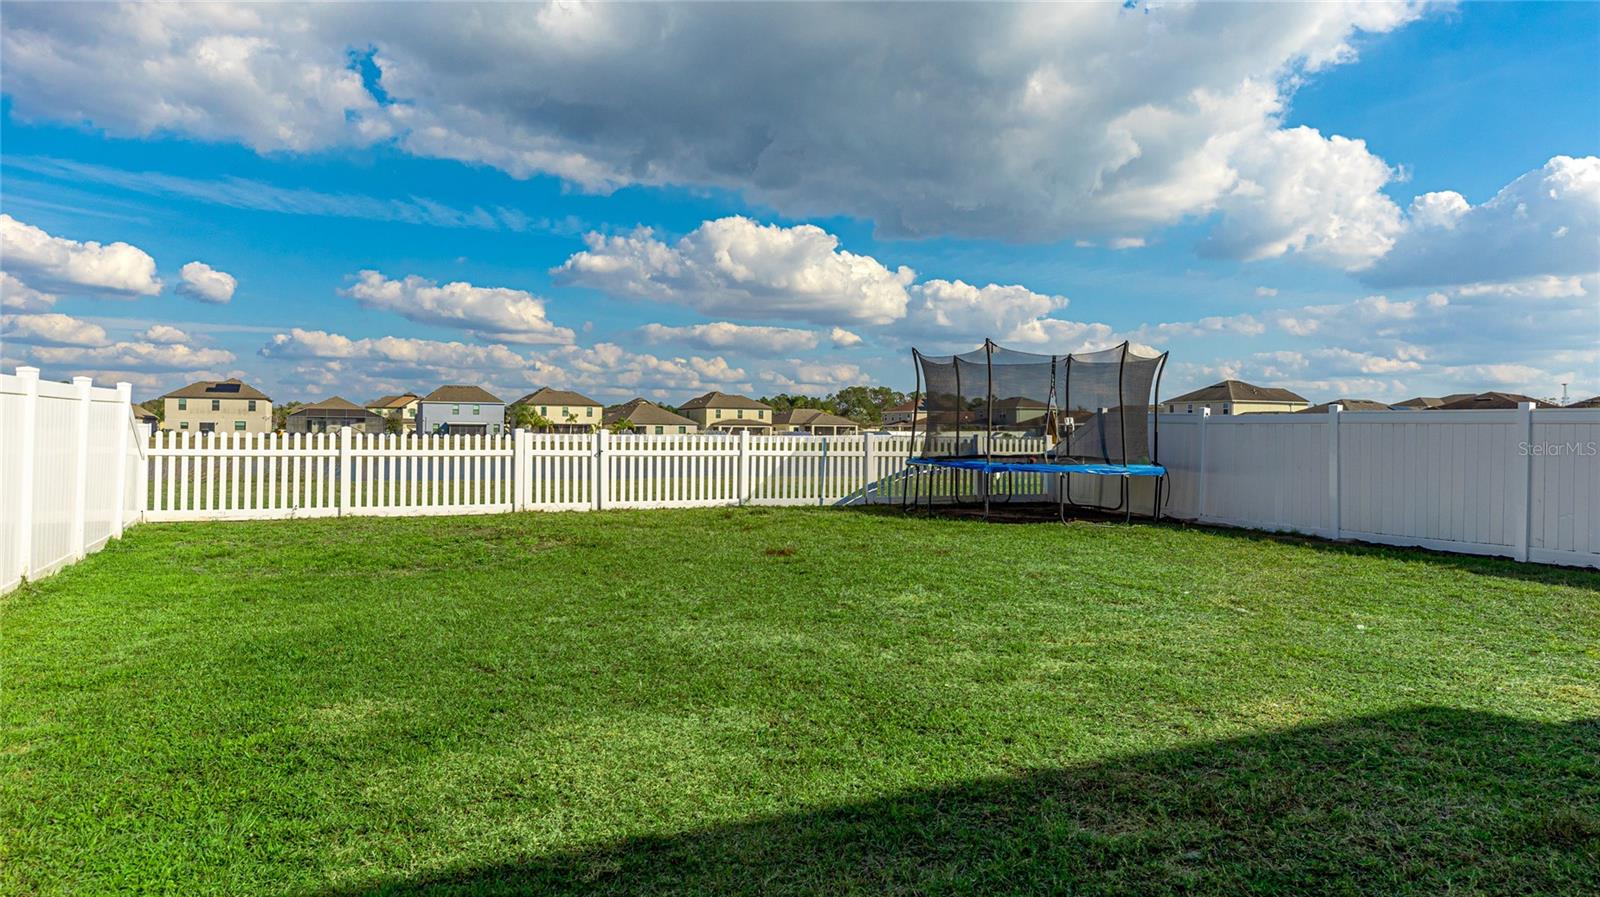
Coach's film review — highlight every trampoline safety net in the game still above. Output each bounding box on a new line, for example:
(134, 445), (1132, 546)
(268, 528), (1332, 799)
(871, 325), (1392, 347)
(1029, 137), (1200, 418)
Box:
(912, 340), (1167, 466)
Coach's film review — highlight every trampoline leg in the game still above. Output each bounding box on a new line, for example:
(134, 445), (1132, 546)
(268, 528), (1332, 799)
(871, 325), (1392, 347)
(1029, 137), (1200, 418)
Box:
(1152, 474), (1163, 522)
(1057, 473), (1069, 525)
(1123, 476), (1132, 524)
(982, 470), (990, 520)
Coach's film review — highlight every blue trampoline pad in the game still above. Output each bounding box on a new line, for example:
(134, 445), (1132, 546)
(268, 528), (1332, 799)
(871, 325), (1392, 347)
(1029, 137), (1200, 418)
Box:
(907, 457), (1166, 477)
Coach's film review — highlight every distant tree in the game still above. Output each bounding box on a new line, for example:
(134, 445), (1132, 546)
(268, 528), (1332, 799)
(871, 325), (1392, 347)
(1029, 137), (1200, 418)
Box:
(382, 415), (405, 436)
(605, 418), (636, 433)
(273, 402), (304, 430)
(510, 403), (555, 432)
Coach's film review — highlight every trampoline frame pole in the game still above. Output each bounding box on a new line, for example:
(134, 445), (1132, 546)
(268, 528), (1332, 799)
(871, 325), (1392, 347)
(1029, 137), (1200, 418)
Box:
(905, 350), (923, 512)
(983, 340), (994, 520)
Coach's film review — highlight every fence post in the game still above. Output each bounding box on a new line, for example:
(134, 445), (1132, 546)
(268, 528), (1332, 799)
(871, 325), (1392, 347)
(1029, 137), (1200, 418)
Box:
(136, 422), (151, 523)
(1326, 403), (1342, 540)
(1514, 401), (1535, 562)
(594, 427), (609, 511)
(1195, 407), (1210, 521)
(338, 426), (352, 516)
(863, 433), (877, 504)
(112, 382), (132, 539)
(738, 429), (752, 505)
(513, 428), (530, 511)
(69, 376), (92, 560)
(13, 367), (39, 582)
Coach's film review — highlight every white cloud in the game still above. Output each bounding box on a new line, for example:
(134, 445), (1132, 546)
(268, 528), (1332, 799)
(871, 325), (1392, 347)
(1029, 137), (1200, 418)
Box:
(176, 260), (237, 303)
(1130, 314), (1266, 343)
(1363, 156), (1600, 288)
(1204, 127), (1402, 269)
(343, 270), (575, 345)
(535, 343), (750, 399)
(31, 340), (234, 370)
(638, 321), (822, 353)
(1269, 294), (1441, 337)
(909, 279), (1069, 342)
(830, 327), (863, 348)
(0, 3), (1428, 247)
(0, 214), (161, 297)
(1451, 274), (1590, 301)
(553, 217), (915, 326)
(142, 324), (191, 344)
(2, 312), (109, 347)
(261, 327), (532, 369)
(761, 360), (870, 395)
(0, 271), (58, 311)
(1254, 286), (1278, 298)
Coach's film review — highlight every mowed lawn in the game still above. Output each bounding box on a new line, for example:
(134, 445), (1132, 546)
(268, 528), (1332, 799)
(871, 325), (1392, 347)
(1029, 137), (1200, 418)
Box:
(2, 508), (1597, 896)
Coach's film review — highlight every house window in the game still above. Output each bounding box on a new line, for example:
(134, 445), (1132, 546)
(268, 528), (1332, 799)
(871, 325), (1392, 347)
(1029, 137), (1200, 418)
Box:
(654, 425), (664, 435)
(178, 398), (187, 410)
(586, 406), (594, 417)
(211, 399), (220, 411)
(473, 405), (481, 415)
(1187, 404), (1194, 413)
(540, 405), (548, 416)
(737, 409), (745, 419)
(716, 408), (722, 419)
(234, 421), (246, 430)
(1222, 405), (1231, 415)
(179, 421), (190, 430)
(677, 426), (686, 434)
(758, 410), (765, 419)
(452, 404), (460, 414)
(248, 400), (257, 411)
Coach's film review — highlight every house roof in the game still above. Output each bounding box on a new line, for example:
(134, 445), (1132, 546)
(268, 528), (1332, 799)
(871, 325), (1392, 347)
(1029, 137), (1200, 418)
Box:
(679, 390), (771, 411)
(510, 386), (603, 408)
(160, 378), (271, 401)
(603, 398), (698, 428)
(1391, 393), (1474, 409)
(1297, 399), (1393, 413)
(1166, 380), (1308, 405)
(993, 396), (1048, 410)
(366, 393), (419, 409)
(421, 385), (503, 404)
(886, 399), (924, 413)
(1566, 396), (1600, 409)
(774, 409), (859, 428)
(288, 396), (371, 415)
(1436, 392), (1557, 410)
(705, 416), (773, 429)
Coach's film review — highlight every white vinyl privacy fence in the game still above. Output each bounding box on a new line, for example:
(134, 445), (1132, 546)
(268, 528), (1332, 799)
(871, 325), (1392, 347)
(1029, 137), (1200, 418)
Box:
(2, 368), (148, 593)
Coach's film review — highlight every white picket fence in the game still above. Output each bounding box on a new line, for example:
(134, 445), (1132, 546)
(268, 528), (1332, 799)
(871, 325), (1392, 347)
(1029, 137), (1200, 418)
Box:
(142, 429), (1054, 520)
(2, 368), (148, 593)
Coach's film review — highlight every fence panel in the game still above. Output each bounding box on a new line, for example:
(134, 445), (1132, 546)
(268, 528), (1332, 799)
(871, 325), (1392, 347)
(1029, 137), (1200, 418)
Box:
(2, 369), (147, 593)
(1529, 408), (1600, 565)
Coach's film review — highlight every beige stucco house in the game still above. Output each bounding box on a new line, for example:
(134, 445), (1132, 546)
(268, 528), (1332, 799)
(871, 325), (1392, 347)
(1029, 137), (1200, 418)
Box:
(679, 391), (773, 433)
(509, 387), (603, 432)
(604, 398), (700, 434)
(160, 378), (272, 433)
(365, 393), (420, 431)
(287, 397), (387, 433)
(1163, 380), (1309, 415)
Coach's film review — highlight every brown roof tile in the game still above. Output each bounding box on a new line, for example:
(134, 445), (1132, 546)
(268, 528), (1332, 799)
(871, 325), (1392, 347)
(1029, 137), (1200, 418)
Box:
(603, 398), (698, 428)
(1166, 380), (1308, 405)
(679, 390), (771, 411)
(421, 385), (503, 404)
(160, 378), (271, 402)
(510, 386), (602, 408)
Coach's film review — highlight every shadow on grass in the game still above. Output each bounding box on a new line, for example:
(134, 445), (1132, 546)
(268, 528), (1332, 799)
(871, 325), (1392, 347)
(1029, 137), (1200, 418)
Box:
(321, 707), (1598, 897)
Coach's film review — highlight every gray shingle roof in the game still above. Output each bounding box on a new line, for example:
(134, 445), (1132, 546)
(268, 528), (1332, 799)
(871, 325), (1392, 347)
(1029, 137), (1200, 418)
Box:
(775, 409), (859, 428)
(511, 386), (603, 408)
(1166, 380), (1308, 404)
(289, 396), (369, 414)
(603, 398), (698, 428)
(421, 385), (503, 404)
(679, 390), (771, 411)
(160, 378), (271, 401)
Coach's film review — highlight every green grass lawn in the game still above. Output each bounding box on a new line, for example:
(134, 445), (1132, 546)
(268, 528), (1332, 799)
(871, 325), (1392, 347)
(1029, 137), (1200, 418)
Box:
(3, 508), (1597, 895)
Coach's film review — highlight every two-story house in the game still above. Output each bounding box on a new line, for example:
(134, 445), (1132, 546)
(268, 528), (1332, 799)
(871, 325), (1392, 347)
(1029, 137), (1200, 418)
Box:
(416, 385), (506, 436)
(603, 398), (700, 434)
(1163, 380), (1309, 415)
(160, 378), (272, 433)
(365, 393), (421, 431)
(508, 387), (603, 432)
(679, 391), (774, 433)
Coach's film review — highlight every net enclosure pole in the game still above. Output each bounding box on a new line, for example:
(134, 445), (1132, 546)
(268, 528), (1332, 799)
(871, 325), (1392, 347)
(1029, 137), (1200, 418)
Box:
(1117, 340), (1129, 468)
(905, 349), (923, 510)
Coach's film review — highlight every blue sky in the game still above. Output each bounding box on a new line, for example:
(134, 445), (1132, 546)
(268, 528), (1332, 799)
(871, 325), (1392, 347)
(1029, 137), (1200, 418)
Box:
(1, 2), (1596, 406)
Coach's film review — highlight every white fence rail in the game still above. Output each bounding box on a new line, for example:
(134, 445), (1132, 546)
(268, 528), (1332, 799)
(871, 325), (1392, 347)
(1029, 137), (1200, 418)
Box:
(2, 368), (148, 593)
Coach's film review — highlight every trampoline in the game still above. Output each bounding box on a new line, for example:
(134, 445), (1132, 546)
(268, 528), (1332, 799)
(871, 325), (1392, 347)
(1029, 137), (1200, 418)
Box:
(902, 340), (1169, 521)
